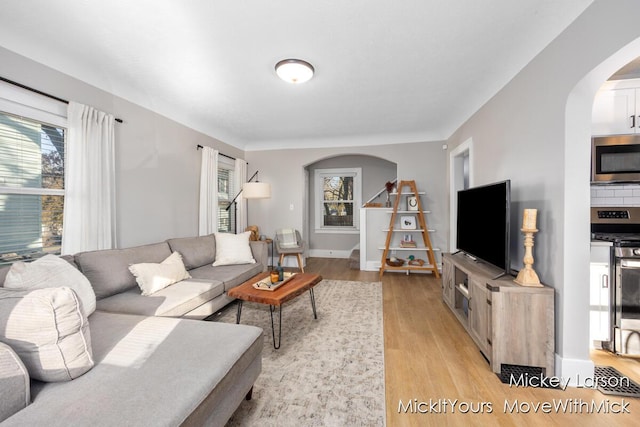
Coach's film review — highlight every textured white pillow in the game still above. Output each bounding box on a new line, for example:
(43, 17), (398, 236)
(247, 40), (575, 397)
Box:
(128, 251), (191, 296)
(213, 232), (256, 266)
(0, 287), (94, 382)
(4, 254), (96, 317)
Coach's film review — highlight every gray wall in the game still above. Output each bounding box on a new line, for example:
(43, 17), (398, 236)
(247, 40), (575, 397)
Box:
(307, 154), (396, 254)
(0, 46), (243, 248)
(245, 141), (447, 261)
(445, 0), (640, 379)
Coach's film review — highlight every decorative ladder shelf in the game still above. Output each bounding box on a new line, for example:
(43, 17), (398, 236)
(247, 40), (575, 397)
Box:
(379, 180), (440, 278)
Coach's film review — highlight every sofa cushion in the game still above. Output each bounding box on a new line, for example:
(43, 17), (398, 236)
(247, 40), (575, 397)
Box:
(213, 232), (255, 266)
(1, 311), (263, 427)
(0, 287), (94, 382)
(0, 342), (30, 423)
(96, 279), (224, 317)
(4, 255), (96, 317)
(0, 255), (76, 288)
(166, 234), (216, 270)
(128, 252), (191, 296)
(75, 242), (172, 299)
(189, 262), (263, 292)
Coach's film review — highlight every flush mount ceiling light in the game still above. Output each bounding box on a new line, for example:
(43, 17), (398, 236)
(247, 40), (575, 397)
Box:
(275, 59), (314, 84)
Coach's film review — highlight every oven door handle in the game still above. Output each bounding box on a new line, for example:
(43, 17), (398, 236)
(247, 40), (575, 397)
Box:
(620, 259), (640, 268)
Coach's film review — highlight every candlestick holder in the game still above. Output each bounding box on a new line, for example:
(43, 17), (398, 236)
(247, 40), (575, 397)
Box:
(514, 228), (543, 287)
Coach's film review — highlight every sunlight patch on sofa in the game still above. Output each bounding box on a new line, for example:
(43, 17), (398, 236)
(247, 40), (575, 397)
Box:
(101, 318), (179, 368)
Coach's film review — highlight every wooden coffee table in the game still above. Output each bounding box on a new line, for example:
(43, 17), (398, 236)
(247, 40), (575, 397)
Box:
(227, 272), (323, 349)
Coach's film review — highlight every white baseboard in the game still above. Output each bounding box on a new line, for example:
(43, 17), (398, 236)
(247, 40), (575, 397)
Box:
(363, 260), (381, 271)
(308, 249), (352, 259)
(554, 354), (595, 387)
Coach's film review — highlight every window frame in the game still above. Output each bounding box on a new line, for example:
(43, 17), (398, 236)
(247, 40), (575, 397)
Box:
(314, 167), (362, 234)
(217, 155), (236, 233)
(0, 95), (68, 264)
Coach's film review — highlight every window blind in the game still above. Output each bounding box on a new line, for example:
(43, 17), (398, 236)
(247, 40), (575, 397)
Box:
(217, 157), (235, 233)
(0, 111), (66, 264)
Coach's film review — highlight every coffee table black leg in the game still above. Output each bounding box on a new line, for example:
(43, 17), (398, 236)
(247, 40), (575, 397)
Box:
(236, 300), (243, 324)
(269, 305), (282, 349)
(309, 288), (317, 319)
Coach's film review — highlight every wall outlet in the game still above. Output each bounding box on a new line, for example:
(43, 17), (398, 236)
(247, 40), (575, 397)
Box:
(289, 203), (294, 211)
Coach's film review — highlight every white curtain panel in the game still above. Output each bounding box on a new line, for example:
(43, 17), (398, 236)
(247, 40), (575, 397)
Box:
(234, 158), (247, 233)
(198, 147), (218, 236)
(62, 102), (116, 254)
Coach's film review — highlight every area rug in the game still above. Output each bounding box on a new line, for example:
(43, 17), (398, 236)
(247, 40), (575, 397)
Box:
(211, 279), (385, 426)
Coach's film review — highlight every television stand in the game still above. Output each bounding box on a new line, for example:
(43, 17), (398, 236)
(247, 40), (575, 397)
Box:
(442, 252), (555, 377)
(491, 271), (508, 280)
(460, 253), (504, 279)
(462, 252), (477, 262)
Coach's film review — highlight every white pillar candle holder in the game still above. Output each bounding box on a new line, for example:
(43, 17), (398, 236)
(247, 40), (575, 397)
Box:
(514, 209), (543, 287)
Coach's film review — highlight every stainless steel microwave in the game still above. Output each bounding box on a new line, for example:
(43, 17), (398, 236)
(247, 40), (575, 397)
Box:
(592, 135), (640, 183)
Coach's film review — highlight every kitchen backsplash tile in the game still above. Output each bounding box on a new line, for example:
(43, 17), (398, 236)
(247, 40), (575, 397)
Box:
(591, 184), (640, 206)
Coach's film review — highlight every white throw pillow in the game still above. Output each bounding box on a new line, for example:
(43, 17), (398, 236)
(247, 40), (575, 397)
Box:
(128, 251), (191, 296)
(4, 254), (96, 317)
(213, 232), (256, 266)
(0, 287), (94, 382)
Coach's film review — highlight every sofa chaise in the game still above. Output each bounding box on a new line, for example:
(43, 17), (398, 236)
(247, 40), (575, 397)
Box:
(0, 232), (268, 426)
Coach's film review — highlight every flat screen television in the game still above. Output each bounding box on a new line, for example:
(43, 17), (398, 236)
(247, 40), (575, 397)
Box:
(456, 180), (511, 275)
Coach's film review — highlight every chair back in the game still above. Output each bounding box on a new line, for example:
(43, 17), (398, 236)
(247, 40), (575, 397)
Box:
(276, 228), (300, 248)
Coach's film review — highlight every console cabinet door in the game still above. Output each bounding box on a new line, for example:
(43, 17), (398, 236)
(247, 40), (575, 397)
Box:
(469, 277), (490, 358)
(442, 256), (455, 308)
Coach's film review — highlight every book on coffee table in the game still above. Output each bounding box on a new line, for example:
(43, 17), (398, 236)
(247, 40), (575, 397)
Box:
(253, 272), (297, 291)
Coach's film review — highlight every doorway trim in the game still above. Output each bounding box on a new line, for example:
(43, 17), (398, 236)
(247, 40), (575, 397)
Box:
(449, 138), (473, 252)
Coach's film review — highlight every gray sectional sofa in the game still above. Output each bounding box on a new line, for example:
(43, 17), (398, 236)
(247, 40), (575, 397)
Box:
(0, 233), (268, 426)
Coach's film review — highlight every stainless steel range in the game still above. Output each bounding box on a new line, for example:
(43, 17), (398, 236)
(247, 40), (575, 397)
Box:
(591, 207), (640, 356)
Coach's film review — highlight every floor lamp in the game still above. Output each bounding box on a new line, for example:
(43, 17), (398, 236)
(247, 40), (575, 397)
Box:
(226, 171), (271, 233)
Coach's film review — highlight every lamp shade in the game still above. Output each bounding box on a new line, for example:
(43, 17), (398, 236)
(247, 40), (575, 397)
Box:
(243, 182), (271, 199)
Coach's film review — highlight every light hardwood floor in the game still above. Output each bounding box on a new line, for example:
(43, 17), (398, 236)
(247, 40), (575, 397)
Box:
(304, 257), (640, 426)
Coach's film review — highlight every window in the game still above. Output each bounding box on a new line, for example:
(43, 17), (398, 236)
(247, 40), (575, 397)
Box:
(0, 112), (66, 265)
(315, 168), (361, 233)
(217, 156), (236, 233)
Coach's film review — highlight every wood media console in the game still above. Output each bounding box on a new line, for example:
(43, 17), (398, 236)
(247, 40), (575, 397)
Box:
(442, 252), (555, 377)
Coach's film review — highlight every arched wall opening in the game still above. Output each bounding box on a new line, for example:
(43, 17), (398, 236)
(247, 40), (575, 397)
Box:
(304, 154), (397, 259)
(563, 37), (640, 380)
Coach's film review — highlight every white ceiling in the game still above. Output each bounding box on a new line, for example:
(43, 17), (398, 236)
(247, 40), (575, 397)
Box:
(0, 1), (594, 151)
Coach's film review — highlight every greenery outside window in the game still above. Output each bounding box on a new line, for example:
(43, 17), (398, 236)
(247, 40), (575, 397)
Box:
(0, 112), (66, 265)
(315, 167), (361, 233)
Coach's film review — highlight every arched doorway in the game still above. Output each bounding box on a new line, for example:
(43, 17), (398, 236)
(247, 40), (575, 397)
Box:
(563, 37), (640, 380)
(304, 154), (397, 263)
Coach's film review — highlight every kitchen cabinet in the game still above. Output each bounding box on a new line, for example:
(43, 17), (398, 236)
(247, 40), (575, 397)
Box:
(592, 79), (640, 136)
(589, 242), (612, 347)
